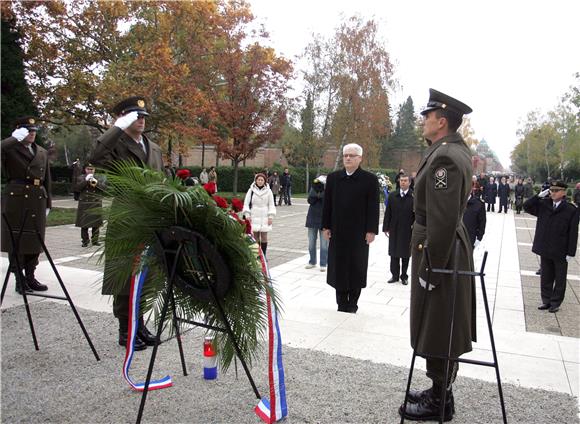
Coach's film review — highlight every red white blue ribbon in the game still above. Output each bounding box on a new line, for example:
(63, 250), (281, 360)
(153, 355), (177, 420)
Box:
(122, 251), (173, 391)
(254, 242), (288, 423)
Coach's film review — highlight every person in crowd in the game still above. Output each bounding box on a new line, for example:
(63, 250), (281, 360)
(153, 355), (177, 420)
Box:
(395, 168), (405, 191)
(471, 175), (481, 196)
(268, 171), (281, 205)
(1, 116), (51, 293)
(523, 177), (534, 199)
(91, 96), (164, 351)
(524, 181), (578, 313)
(279, 168), (292, 206)
(74, 163), (105, 247)
(508, 175), (516, 209)
(399, 89), (475, 422)
(305, 175), (328, 271)
(497, 176), (510, 213)
(514, 178), (525, 214)
(383, 173), (414, 285)
(199, 167), (209, 184)
(410, 171), (417, 192)
(462, 189), (486, 247)
(208, 166), (218, 191)
(484, 176), (497, 212)
(322, 143), (379, 314)
(574, 182), (580, 206)
(243, 173), (276, 257)
(477, 172), (487, 193)
(541, 180), (551, 192)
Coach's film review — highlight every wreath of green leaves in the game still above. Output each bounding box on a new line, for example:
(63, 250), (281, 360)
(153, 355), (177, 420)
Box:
(99, 161), (278, 371)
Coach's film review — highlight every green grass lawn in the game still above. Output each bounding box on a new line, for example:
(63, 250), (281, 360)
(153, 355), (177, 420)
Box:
(46, 207), (77, 226)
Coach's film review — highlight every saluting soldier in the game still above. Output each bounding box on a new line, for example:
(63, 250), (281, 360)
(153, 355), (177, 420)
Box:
(90, 96), (163, 350)
(1, 116), (51, 293)
(399, 89), (475, 422)
(74, 163), (105, 247)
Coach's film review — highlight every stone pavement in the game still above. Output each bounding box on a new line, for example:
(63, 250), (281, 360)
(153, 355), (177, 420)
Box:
(2, 197), (579, 404)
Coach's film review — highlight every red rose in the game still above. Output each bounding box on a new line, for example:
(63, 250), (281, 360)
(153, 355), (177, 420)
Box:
(213, 195), (228, 209)
(243, 218), (252, 234)
(203, 182), (217, 195)
(231, 197), (243, 212)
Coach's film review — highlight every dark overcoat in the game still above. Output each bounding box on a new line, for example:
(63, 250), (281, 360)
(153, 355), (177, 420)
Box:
(410, 133), (476, 358)
(497, 182), (510, 207)
(90, 126), (164, 295)
(523, 196), (579, 260)
(1, 137), (52, 254)
(382, 190), (414, 258)
(322, 167), (379, 291)
(74, 174), (105, 228)
(462, 196), (486, 246)
(305, 184), (325, 229)
(484, 182), (497, 204)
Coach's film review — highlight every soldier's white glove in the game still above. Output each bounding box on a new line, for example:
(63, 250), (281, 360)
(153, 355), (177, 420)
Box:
(46, 209), (51, 217)
(113, 111), (138, 130)
(538, 189), (550, 198)
(474, 239), (481, 248)
(566, 256), (573, 262)
(12, 127), (29, 141)
(419, 277), (436, 291)
(85, 173), (94, 181)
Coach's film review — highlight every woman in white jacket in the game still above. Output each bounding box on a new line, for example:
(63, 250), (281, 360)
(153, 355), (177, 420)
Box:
(243, 173), (276, 256)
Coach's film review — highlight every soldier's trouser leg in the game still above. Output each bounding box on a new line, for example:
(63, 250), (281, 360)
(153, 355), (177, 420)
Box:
(91, 226), (100, 243)
(390, 256), (400, 279)
(426, 357), (459, 391)
(113, 294), (130, 325)
(551, 257), (568, 307)
(540, 256), (556, 305)
(22, 254), (40, 280)
(81, 227), (90, 243)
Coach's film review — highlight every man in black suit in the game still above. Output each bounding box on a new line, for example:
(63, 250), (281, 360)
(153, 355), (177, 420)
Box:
(524, 181), (579, 313)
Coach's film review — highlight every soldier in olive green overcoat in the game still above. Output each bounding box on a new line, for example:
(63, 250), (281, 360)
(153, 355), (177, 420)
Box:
(1, 116), (51, 293)
(74, 163), (105, 247)
(90, 96), (164, 350)
(400, 89), (476, 422)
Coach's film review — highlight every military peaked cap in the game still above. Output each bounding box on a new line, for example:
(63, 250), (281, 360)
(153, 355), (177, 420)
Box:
(420, 89), (473, 116)
(550, 180), (567, 189)
(111, 96), (149, 116)
(14, 115), (39, 131)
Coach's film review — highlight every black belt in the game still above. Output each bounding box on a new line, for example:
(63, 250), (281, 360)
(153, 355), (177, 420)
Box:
(8, 179), (42, 186)
(415, 214), (426, 226)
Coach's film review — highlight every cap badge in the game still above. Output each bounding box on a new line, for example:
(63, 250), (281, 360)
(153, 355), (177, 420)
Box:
(137, 99), (145, 108)
(29, 118), (35, 124)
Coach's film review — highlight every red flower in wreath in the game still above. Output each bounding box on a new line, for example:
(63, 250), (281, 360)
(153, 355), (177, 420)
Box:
(203, 181), (217, 195)
(230, 197), (243, 212)
(213, 195), (228, 209)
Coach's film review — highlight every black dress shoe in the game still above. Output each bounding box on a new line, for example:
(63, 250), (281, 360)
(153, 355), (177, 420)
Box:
(119, 331), (147, 351)
(82, 241), (90, 247)
(538, 303), (550, 310)
(399, 394), (454, 422)
(337, 305), (348, 312)
(535, 268), (542, 275)
(15, 280), (33, 294)
(346, 305), (358, 314)
(387, 277), (399, 284)
(138, 322), (160, 346)
(549, 305), (560, 313)
(92, 241), (101, 246)
(27, 278), (48, 291)
(406, 388), (455, 413)
(401, 278), (409, 285)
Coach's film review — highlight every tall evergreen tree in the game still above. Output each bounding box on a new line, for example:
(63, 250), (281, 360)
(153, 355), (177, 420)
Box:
(1, 16), (37, 139)
(381, 96), (420, 166)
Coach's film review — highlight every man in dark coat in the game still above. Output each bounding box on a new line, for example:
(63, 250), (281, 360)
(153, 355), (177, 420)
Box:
(383, 173), (414, 285)
(523, 177), (534, 199)
(74, 163), (105, 247)
(462, 190), (486, 247)
(279, 168), (292, 206)
(322, 143), (379, 314)
(90, 96), (164, 350)
(1, 116), (51, 293)
(514, 178), (525, 214)
(305, 175), (328, 270)
(484, 176), (497, 212)
(497, 176), (510, 213)
(524, 181), (579, 313)
(399, 89), (475, 422)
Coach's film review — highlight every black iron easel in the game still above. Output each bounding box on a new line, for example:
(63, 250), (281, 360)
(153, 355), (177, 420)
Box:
(1, 210), (100, 361)
(135, 226), (261, 424)
(400, 242), (507, 423)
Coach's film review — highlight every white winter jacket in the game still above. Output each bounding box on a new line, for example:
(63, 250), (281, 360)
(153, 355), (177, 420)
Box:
(243, 183), (276, 232)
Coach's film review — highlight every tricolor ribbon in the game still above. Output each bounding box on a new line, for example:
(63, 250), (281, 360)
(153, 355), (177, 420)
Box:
(254, 241), (288, 423)
(122, 250), (173, 391)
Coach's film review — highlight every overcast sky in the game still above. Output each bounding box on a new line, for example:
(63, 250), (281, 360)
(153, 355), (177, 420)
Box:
(249, 0), (579, 168)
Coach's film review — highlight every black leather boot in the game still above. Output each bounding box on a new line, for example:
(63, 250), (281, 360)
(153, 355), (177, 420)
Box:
(399, 388), (454, 422)
(118, 318), (147, 350)
(138, 318), (160, 346)
(26, 277), (48, 291)
(15, 275), (32, 294)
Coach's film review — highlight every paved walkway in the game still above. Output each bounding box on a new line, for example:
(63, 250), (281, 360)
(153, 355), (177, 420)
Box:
(2, 198), (579, 402)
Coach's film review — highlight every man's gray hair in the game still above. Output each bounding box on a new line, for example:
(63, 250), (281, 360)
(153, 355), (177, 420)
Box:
(343, 143), (363, 156)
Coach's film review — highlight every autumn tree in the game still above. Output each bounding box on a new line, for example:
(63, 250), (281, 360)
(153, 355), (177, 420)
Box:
(302, 16), (394, 169)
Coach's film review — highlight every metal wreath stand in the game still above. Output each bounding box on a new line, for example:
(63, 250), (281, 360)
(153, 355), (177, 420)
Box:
(134, 226), (261, 424)
(1, 210), (100, 361)
(400, 242), (507, 423)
